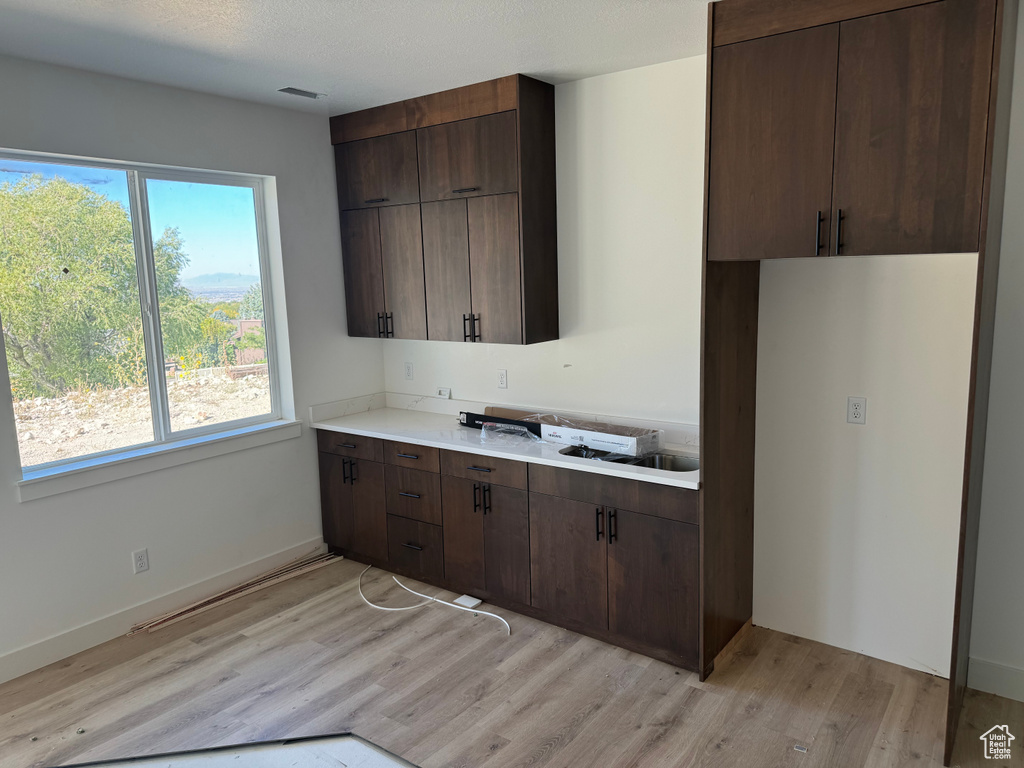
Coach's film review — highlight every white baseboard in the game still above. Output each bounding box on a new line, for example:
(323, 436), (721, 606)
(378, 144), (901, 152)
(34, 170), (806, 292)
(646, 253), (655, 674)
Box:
(0, 537), (326, 686)
(969, 657), (1024, 703)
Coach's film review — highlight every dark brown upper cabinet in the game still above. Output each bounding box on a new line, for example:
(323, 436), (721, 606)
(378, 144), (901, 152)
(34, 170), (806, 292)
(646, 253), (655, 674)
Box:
(708, 24), (839, 261)
(340, 204), (427, 340)
(417, 112), (519, 202)
(335, 131), (420, 211)
(831, 0), (995, 256)
(331, 75), (558, 345)
(707, 0), (996, 261)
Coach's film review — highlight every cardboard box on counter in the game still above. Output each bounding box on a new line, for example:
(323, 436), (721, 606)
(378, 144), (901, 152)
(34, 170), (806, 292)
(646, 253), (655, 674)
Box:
(484, 407), (661, 457)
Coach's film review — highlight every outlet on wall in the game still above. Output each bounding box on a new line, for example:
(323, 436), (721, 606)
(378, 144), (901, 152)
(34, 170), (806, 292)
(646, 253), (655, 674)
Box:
(847, 396), (867, 425)
(498, 369), (508, 389)
(404, 362), (414, 380)
(132, 548), (149, 574)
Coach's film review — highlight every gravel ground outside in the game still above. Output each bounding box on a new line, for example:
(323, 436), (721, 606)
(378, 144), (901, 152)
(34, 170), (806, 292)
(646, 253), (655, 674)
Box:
(13, 371), (272, 468)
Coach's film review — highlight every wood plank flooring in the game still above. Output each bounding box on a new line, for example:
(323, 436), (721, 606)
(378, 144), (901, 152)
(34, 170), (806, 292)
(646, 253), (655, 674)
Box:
(0, 559), (1019, 768)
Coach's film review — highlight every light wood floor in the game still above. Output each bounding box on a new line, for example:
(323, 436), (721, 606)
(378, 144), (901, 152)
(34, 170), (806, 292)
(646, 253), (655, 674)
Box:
(1, 559), (1019, 768)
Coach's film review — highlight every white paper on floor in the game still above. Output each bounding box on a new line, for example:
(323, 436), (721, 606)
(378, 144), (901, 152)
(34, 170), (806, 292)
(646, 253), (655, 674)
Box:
(65, 734), (417, 768)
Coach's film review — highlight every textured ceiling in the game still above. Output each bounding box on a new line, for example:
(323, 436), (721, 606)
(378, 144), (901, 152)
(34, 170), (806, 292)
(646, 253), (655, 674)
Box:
(0, 0), (709, 115)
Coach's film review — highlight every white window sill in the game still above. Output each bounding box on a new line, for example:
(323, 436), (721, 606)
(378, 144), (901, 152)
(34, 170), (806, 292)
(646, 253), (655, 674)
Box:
(17, 419), (303, 502)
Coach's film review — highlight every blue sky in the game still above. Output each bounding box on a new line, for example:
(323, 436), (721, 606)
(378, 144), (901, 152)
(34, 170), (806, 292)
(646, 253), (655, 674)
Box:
(0, 158), (261, 282)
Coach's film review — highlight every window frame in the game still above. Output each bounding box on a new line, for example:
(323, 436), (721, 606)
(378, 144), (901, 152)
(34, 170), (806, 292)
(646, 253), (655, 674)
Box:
(0, 148), (284, 473)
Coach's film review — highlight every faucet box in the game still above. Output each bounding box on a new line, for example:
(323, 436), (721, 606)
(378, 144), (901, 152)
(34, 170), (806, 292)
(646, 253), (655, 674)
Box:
(484, 407), (661, 457)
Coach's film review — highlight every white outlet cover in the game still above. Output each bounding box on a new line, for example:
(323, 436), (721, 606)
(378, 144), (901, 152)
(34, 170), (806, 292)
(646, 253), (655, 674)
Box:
(404, 362), (414, 380)
(132, 548), (150, 574)
(847, 396), (867, 425)
(436, 387), (452, 399)
(498, 369), (508, 389)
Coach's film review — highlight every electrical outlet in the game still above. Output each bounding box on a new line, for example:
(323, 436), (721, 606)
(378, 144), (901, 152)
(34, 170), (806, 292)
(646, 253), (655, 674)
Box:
(498, 369), (508, 389)
(436, 387), (452, 399)
(404, 362), (414, 380)
(847, 396), (867, 425)
(132, 548), (149, 574)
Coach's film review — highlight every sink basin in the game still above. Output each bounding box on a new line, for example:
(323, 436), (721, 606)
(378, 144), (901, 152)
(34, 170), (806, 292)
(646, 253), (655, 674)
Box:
(559, 445), (699, 472)
(631, 453), (700, 472)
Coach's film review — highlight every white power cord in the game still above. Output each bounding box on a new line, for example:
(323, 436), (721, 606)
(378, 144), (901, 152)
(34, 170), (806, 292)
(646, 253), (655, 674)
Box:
(356, 565), (511, 635)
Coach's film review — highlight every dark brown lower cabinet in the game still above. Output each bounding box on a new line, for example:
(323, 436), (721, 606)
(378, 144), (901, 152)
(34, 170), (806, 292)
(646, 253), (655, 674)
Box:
(318, 453), (388, 563)
(387, 515), (444, 581)
(529, 493), (609, 628)
(608, 509), (699, 668)
(442, 476), (531, 605)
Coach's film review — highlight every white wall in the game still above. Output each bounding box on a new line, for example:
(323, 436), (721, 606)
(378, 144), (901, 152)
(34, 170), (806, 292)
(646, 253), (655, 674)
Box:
(753, 254), (977, 676)
(970, 7), (1024, 703)
(381, 57), (706, 427)
(0, 54), (383, 681)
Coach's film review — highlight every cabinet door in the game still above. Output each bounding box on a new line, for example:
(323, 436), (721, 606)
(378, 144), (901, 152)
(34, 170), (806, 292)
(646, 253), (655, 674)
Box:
(318, 452), (351, 550)
(417, 112), (519, 202)
(387, 515), (444, 582)
(831, 0), (995, 256)
(380, 204), (427, 340)
(340, 208), (385, 338)
(335, 131), (420, 210)
(422, 200), (473, 341)
(708, 24), (839, 261)
(483, 484), (530, 605)
(608, 510), (699, 668)
(348, 459), (389, 562)
(529, 493), (608, 629)
(441, 476), (485, 592)
(468, 193), (523, 344)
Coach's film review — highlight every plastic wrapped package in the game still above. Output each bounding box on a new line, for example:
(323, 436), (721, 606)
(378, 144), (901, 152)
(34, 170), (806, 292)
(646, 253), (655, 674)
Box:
(480, 421), (543, 447)
(483, 407), (662, 457)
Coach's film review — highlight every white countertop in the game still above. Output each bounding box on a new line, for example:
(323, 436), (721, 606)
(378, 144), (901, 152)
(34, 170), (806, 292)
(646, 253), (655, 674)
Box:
(312, 408), (700, 490)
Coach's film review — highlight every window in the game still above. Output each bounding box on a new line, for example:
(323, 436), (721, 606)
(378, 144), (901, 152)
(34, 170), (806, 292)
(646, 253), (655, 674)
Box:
(0, 152), (281, 472)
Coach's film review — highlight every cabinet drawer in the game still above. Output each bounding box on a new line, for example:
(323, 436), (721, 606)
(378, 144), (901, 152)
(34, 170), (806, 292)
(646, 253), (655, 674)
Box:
(417, 111), (519, 202)
(440, 449), (528, 490)
(317, 430), (384, 462)
(638, 482), (699, 526)
(528, 464), (638, 511)
(385, 466), (442, 525)
(385, 441), (440, 472)
(387, 515), (443, 582)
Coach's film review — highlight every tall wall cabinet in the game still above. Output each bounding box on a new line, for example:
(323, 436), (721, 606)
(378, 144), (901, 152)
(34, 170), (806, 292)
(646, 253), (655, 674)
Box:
(330, 76), (559, 345)
(701, 0), (1017, 763)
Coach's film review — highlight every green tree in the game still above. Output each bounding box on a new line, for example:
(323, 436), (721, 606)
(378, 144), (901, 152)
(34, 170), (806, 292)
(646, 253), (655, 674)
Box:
(0, 175), (208, 397)
(239, 283), (264, 320)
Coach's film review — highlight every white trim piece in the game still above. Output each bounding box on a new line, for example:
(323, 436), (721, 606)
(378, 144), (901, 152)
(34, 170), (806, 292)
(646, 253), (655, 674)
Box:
(0, 538), (326, 686)
(18, 419), (301, 502)
(969, 656), (1024, 703)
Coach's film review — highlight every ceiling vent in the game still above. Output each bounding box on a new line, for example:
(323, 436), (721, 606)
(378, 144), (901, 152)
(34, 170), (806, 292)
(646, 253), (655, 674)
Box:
(278, 87), (325, 100)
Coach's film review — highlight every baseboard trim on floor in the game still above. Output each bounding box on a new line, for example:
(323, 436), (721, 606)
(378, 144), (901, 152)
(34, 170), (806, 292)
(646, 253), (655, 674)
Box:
(0, 537), (326, 686)
(969, 657), (1024, 703)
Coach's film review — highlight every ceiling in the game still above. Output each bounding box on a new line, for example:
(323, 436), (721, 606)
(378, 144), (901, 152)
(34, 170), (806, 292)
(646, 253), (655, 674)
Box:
(0, 0), (709, 116)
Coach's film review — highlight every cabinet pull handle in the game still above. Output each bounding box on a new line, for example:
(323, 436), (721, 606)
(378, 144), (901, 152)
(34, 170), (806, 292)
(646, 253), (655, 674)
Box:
(341, 458), (350, 485)
(835, 208), (844, 255)
(377, 312), (386, 338)
(467, 465), (492, 473)
(463, 313), (472, 342)
(399, 492), (421, 499)
(349, 460), (358, 483)
(452, 187), (479, 194)
(482, 484), (491, 515)
(609, 508), (618, 543)
(595, 507), (604, 541)
(386, 312), (395, 338)
(815, 211), (823, 256)
(364, 197), (388, 204)
(472, 314), (481, 342)
(473, 482), (481, 513)
(402, 543), (424, 551)
(338, 443), (357, 449)
(396, 453), (419, 460)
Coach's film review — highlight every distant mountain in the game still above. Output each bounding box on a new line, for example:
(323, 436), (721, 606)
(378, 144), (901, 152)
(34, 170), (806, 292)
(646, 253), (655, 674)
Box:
(183, 273), (260, 292)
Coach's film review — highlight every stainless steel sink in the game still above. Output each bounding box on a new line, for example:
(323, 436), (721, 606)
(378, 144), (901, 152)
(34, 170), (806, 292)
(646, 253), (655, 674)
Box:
(559, 445), (699, 472)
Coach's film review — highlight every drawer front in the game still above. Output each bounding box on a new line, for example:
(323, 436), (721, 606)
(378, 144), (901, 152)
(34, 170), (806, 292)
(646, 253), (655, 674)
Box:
(637, 482), (699, 526)
(317, 430), (384, 462)
(385, 465), (443, 525)
(440, 449), (528, 490)
(387, 515), (444, 582)
(528, 464), (638, 511)
(385, 441), (440, 472)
